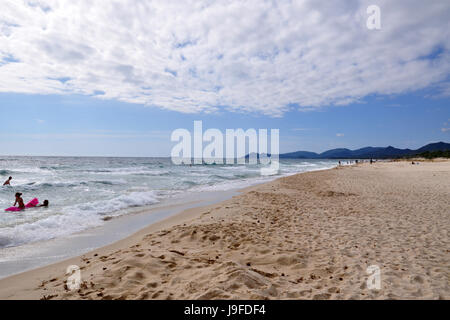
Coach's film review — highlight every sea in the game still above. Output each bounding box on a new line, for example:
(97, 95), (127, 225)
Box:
(0, 156), (338, 249)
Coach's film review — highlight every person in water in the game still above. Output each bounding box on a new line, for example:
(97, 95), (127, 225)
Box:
(37, 200), (49, 207)
(3, 176), (12, 186)
(14, 192), (25, 210)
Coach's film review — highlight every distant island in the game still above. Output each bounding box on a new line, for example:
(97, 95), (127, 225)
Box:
(279, 142), (450, 159)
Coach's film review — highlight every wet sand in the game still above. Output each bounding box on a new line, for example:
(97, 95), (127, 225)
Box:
(0, 161), (448, 300)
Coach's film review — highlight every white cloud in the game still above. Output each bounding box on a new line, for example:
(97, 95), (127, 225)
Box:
(442, 128), (450, 133)
(0, 0), (449, 116)
(336, 133), (345, 137)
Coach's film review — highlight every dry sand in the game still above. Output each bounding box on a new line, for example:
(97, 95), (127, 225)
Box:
(0, 161), (449, 300)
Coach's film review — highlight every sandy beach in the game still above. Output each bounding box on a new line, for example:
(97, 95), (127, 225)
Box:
(0, 161), (448, 300)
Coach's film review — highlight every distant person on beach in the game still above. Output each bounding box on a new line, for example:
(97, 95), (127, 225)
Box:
(14, 192), (25, 210)
(37, 200), (49, 207)
(3, 176), (12, 186)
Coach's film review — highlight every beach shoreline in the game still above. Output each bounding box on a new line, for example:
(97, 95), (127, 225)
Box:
(0, 189), (242, 280)
(0, 160), (448, 300)
(0, 160), (337, 280)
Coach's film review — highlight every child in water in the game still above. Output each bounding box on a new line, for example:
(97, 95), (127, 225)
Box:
(3, 176), (12, 186)
(38, 200), (49, 207)
(14, 192), (25, 210)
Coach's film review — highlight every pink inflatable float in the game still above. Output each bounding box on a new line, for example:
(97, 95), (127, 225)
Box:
(5, 198), (39, 212)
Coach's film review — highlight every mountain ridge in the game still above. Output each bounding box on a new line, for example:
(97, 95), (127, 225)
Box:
(279, 142), (450, 159)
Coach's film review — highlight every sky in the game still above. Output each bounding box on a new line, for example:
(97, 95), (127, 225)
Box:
(0, 0), (449, 157)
